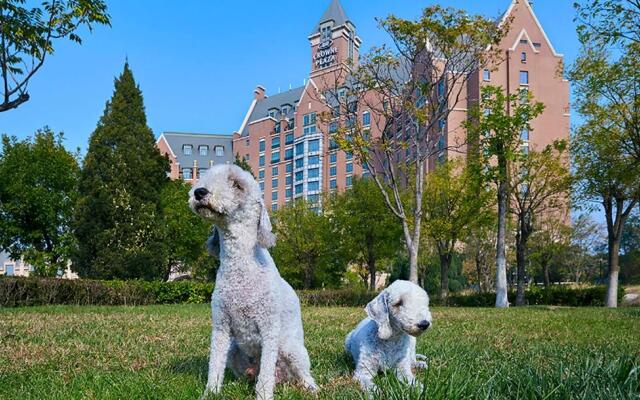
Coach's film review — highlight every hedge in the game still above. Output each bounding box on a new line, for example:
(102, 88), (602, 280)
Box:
(0, 277), (625, 308)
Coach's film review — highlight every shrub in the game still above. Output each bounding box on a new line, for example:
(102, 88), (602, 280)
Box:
(0, 277), (212, 307)
(297, 289), (377, 307)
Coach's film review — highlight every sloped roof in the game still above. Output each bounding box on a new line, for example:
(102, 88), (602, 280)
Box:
(159, 132), (234, 167)
(241, 86), (304, 136)
(310, 0), (352, 35)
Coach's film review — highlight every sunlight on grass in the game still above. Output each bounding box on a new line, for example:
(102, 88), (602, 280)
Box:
(0, 305), (638, 399)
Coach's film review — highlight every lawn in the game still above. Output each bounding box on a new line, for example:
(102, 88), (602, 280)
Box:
(0, 305), (638, 400)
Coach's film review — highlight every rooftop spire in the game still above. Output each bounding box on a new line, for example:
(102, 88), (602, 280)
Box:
(310, 0), (352, 35)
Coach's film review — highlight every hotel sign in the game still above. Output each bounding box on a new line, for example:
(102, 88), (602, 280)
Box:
(315, 38), (338, 69)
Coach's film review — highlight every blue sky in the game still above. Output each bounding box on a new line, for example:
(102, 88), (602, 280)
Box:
(1, 0), (579, 154)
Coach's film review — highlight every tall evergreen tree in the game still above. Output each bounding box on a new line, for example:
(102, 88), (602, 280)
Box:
(74, 62), (169, 280)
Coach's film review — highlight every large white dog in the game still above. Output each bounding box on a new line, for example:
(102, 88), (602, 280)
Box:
(189, 164), (318, 400)
(345, 280), (432, 393)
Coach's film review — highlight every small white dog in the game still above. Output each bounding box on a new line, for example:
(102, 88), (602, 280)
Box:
(345, 280), (432, 393)
(189, 165), (318, 400)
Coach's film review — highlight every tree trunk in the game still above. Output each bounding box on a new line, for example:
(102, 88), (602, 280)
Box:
(515, 231), (529, 306)
(439, 252), (451, 302)
(475, 248), (486, 293)
(367, 241), (377, 291)
(542, 259), (550, 288)
(495, 178), (509, 308)
(408, 238), (419, 284)
(605, 237), (621, 308)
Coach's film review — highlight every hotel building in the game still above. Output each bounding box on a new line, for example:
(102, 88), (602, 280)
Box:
(159, 0), (569, 211)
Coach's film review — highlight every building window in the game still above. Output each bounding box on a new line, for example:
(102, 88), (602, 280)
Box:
(330, 179), (337, 189)
(346, 176), (353, 187)
(244, 154), (250, 161)
(346, 152), (353, 160)
(295, 158), (304, 168)
(520, 71), (529, 85)
(245, 139), (250, 146)
(5, 263), (14, 276)
(521, 128), (529, 141)
(199, 145), (208, 156)
(483, 69), (491, 81)
(308, 193), (319, 203)
(295, 142), (304, 155)
(520, 39), (528, 44)
(308, 181), (320, 192)
(259, 169), (265, 179)
(295, 171), (304, 181)
(521, 52), (527, 63)
(346, 163), (353, 173)
(182, 168), (192, 180)
(308, 168), (320, 178)
(533, 42), (541, 49)
(214, 146), (224, 157)
(271, 166), (278, 176)
(259, 155), (265, 167)
(330, 166), (337, 177)
(284, 147), (294, 160)
(338, 88), (347, 98)
(272, 178), (278, 188)
(182, 144), (192, 155)
(287, 118), (295, 130)
(329, 139), (338, 150)
(308, 139), (320, 152)
(286, 188), (292, 198)
(259, 139), (266, 152)
(260, 181), (265, 191)
(271, 151), (280, 163)
(519, 88), (529, 104)
(198, 168), (207, 177)
(285, 133), (294, 145)
(437, 79), (445, 98)
(272, 137), (280, 149)
(285, 163), (293, 173)
(330, 153), (337, 164)
(268, 109), (278, 119)
(295, 184), (303, 194)
(272, 204), (278, 211)
(329, 121), (338, 133)
(282, 105), (290, 115)
(303, 112), (317, 135)
(363, 111), (370, 126)
(286, 175), (293, 185)
(308, 155), (320, 165)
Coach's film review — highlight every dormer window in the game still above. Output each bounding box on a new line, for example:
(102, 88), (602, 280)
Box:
(282, 105), (290, 116)
(338, 88), (347, 98)
(182, 144), (192, 155)
(214, 146), (224, 157)
(199, 145), (208, 156)
(268, 109), (278, 119)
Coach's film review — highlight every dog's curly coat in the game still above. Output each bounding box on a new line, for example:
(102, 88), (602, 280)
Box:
(189, 164), (317, 400)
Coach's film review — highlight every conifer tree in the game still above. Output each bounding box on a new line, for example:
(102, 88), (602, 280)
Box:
(74, 62), (169, 280)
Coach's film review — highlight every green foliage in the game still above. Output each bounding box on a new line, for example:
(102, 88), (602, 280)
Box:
(0, 277), (213, 307)
(73, 62), (170, 280)
(0, 128), (79, 275)
(574, 0), (640, 46)
(271, 200), (344, 289)
(446, 285), (625, 307)
(326, 177), (401, 290)
(159, 179), (216, 280)
(0, 0), (110, 112)
(233, 152), (254, 177)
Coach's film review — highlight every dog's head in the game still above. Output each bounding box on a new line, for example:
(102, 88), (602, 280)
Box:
(188, 164), (275, 248)
(366, 280), (432, 340)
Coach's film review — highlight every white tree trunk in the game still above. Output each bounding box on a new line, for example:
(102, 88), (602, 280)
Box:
(495, 180), (509, 308)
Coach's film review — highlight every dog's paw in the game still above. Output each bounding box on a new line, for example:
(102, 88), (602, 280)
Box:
(199, 386), (218, 400)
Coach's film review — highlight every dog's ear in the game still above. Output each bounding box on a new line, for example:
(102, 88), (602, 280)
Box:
(366, 291), (393, 340)
(257, 201), (276, 248)
(206, 226), (220, 258)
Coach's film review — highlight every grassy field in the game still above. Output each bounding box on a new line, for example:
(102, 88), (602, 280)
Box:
(0, 305), (638, 400)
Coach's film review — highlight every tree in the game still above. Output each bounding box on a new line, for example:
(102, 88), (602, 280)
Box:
(159, 179), (215, 281)
(422, 160), (492, 301)
(574, 0), (640, 46)
(327, 177), (401, 291)
(528, 216), (572, 287)
(319, 5), (506, 284)
(572, 115), (640, 307)
(74, 62), (170, 280)
(234, 152), (254, 177)
(0, 128), (79, 275)
(271, 200), (343, 289)
(466, 86), (545, 307)
(509, 141), (572, 305)
(0, 0), (110, 112)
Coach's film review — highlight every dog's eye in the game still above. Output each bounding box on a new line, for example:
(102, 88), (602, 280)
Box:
(393, 300), (403, 307)
(232, 181), (243, 191)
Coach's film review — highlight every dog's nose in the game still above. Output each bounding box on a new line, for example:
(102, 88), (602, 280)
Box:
(194, 187), (209, 201)
(417, 320), (431, 330)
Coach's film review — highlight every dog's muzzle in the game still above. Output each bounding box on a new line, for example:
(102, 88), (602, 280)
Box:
(194, 187), (209, 201)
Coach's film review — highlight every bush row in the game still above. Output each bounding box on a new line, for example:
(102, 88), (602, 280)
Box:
(445, 285), (625, 307)
(0, 277), (624, 308)
(0, 277), (213, 307)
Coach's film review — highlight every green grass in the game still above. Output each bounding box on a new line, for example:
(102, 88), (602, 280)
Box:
(0, 305), (638, 399)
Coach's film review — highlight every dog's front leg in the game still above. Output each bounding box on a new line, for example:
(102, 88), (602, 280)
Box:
(255, 331), (279, 400)
(201, 323), (231, 399)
